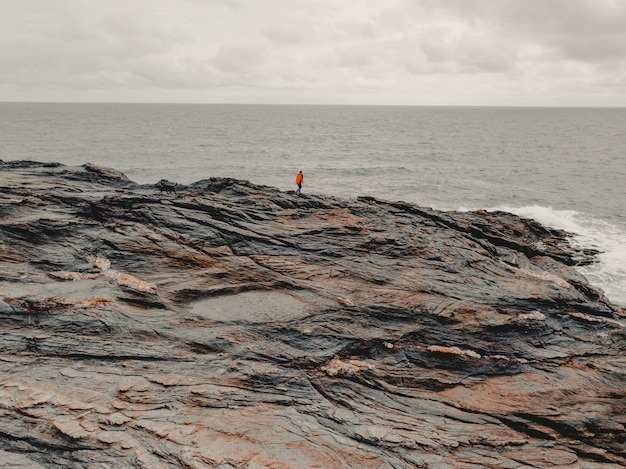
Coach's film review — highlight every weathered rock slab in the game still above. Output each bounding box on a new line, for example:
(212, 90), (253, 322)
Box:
(1, 161), (625, 467)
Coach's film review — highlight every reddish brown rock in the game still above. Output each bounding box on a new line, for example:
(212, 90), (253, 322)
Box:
(1, 161), (625, 467)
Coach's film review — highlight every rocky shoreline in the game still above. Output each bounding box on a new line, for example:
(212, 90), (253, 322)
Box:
(1, 160), (625, 468)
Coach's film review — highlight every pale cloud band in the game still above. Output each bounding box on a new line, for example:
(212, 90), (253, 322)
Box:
(1, 0), (625, 106)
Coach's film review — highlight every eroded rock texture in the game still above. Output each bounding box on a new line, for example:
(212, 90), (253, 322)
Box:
(1, 160), (625, 468)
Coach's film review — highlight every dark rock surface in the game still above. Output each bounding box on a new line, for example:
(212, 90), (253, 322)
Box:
(1, 160), (625, 468)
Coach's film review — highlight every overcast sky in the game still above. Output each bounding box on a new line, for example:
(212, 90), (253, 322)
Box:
(1, 0), (625, 106)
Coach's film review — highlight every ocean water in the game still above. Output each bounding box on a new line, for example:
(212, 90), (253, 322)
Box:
(1, 103), (625, 306)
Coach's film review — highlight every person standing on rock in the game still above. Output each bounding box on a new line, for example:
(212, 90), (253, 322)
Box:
(295, 170), (304, 196)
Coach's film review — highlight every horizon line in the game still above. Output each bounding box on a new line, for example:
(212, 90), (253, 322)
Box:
(2, 101), (625, 109)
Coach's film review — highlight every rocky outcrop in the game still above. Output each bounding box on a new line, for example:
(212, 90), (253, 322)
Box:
(1, 160), (625, 468)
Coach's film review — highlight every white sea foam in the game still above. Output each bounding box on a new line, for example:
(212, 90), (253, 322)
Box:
(495, 205), (626, 307)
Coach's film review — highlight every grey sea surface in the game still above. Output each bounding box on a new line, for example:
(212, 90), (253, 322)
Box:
(1, 103), (625, 305)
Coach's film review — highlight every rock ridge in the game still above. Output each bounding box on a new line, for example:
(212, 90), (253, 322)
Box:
(1, 161), (625, 468)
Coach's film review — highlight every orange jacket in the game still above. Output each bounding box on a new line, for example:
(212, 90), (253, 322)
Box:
(295, 172), (303, 184)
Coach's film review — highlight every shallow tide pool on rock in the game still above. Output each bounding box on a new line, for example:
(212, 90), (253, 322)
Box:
(190, 291), (312, 323)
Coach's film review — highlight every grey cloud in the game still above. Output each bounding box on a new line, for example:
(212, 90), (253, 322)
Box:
(263, 27), (305, 46)
(424, 34), (514, 73)
(1, 0), (625, 104)
(555, 33), (626, 62)
(411, 0), (626, 65)
(0, 4), (197, 93)
(331, 48), (376, 70)
(214, 44), (266, 74)
(333, 20), (382, 41)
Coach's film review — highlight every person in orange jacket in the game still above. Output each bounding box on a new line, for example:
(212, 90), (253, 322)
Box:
(295, 170), (304, 195)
